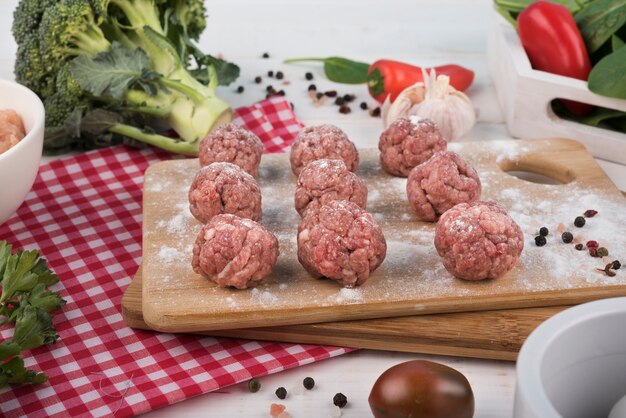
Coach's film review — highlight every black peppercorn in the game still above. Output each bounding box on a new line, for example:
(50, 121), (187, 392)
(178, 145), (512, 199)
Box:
(316, 92), (324, 99)
(534, 235), (547, 247)
(597, 247), (609, 257)
(575, 243), (584, 251)
(574, 216), (586, 227)
(339, 105), (351, 114)
(276, 71), (284, 80)
(360, 102), (368, 110)
(334, 97), (345, 106)
(308, 84), (317, 91)
(262, 52), (270, 58)
(561, 232), (573, 243)
(305, 72), (314, 80)
(539, 227), (548, 236)
(324, 90), (337, 97)
(236, 85), (244, 93)
(248, 378), (261, 393)
(303, 377), (315, 390)
(343, 94), (355, 102)
(266, 85), (274, 92)
(612, 260), (621, 270)
(254, 76), (262, 84)
(267, 70), (274, 77)
(333, 393), (347, 408)
(277, 90), (286, 96)
(275, 387), (287, 399)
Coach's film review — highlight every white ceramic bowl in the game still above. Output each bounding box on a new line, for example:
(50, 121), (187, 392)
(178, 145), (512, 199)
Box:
(515, 297), (626, 418)
(0, 79), (45, 225)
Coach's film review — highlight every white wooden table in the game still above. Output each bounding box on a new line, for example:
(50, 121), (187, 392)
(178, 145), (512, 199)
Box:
(1, 1), (624, 416)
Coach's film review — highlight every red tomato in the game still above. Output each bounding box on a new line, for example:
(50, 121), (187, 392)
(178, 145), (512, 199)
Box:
(368, 360), (474, 418)
(367, 60), (474, 103)
(517, 1), (593, 115)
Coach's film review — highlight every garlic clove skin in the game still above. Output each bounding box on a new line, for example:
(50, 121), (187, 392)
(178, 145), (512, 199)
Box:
(413, 74), (476, 141)
(382, 82), (426, 128)
(381, 70), (477, 141)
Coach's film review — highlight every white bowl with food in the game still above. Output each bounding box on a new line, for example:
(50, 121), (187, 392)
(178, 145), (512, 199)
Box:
(0, 79), (45, 225)
(514, 296), (626, 418)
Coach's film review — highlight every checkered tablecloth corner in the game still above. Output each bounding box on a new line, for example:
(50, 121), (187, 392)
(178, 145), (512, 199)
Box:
(233, 96), (303, 154)
(0, 98), (348, 418)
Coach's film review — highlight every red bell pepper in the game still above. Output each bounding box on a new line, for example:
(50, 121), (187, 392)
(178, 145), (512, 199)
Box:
(367, 60), (474, 103)
(517, 1), (593, 115)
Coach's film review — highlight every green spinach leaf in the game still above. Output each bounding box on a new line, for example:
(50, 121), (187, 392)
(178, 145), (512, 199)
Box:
(612, 34), (625, 51)
(575, 0), (626, 53)
(588, 45), (626, 99)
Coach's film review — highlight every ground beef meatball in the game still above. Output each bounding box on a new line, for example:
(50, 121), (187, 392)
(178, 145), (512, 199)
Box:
(290, 124), (359, 176)
(198, 123), (264, 177)
(406, 151), (481, 222)
(379, 116), (447, 177)
(189, 162), (261, 223)
(192, 214), (279, 289)
(294, 159), (368, 217)
(435, 201), (524, 281)
(297, 200), (386, 287)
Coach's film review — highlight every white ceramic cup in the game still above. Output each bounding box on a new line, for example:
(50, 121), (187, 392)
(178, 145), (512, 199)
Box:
(514, 297), (626, 418)
(0, 79), (45, 225)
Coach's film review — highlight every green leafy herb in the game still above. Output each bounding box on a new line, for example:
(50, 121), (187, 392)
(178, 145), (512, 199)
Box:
(575, 0), (626, 53)
(588, 45), (626, 99)
(0, 241), (66, 388)
(283, 57), (370, 84)
(612, 34), (625, 51)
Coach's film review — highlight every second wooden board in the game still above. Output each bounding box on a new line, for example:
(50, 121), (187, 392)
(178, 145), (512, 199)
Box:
(142, 138), (626, 332)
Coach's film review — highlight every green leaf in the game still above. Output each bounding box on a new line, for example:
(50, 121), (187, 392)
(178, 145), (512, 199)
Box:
(588, 45), (626, 99)
(575, 0), (626, 53)
(493, 0), (586, 14)
(70, 42), (153, 100)
(81, 109), (124, 135)
(0, 341), (21, 361)
(613, 34), (625, 51)
(283, 57), (370, 84)
(12, 306), (59, 351)
(0, 249), (40, 304)
(25, 284), (66, 313)
(0, 356), (48, 388)
(579, 107), (626, 126)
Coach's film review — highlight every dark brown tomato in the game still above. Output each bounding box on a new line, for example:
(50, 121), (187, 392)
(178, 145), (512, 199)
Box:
(368, 360), (474, 418)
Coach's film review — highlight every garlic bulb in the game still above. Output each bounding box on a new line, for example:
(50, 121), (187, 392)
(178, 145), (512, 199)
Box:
(382, 70), (477, 141)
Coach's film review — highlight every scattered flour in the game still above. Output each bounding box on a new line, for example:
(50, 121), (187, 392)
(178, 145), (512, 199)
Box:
(368, 189), (381, 203)
(250, 288), (278, 306)
(158, 246), (181, 265)
(334, 287), (363, 303)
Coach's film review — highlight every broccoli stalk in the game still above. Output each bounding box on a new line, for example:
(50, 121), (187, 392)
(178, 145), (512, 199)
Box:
(12, 0), (239, 155)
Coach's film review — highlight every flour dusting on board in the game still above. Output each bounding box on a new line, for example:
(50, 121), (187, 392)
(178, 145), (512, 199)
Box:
(143, 146), (626, 324)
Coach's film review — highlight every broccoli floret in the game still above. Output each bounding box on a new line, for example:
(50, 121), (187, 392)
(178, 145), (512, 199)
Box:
(12, 0), (239, 155)
(44, 65), (84, 127)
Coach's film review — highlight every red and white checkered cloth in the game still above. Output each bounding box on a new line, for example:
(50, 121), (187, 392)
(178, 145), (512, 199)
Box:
(0, 97), (351, 417)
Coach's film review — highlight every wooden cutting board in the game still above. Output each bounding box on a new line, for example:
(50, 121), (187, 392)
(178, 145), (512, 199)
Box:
(124, 266), (567, 360)
(142, 138), (626, 333)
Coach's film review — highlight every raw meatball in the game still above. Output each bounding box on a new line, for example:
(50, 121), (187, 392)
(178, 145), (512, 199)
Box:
(435, 201), (524, 280)
(379, 116), (447, 177)
(0, 109), (26, 155)
(290, 124), (359, 176)
(198, 123), (264, 177)
(295, 159), (368, 217)
(297, 200), (386, 287)
(406, 151), (481, 222)
(189, 162), (261, 223)
(192, 214), (279, 289)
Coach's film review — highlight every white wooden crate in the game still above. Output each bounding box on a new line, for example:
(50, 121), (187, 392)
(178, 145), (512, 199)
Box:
(487, 10), (626, 165)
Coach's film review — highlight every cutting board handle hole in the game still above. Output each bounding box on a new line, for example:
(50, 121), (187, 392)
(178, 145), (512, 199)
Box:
(499, 160), (574, 185)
